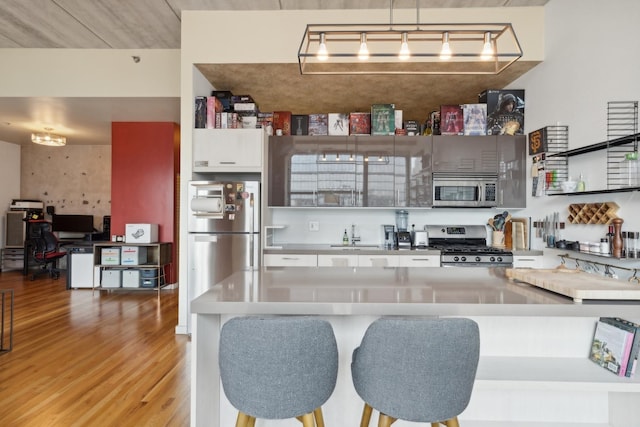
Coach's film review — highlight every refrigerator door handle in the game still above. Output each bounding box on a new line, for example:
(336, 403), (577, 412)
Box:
(194, 235), (218, 243)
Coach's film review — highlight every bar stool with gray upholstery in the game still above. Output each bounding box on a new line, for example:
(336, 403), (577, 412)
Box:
(351, 317), (480, 427)
(219, 316), (339, 427)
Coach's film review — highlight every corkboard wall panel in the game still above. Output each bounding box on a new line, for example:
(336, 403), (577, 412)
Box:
(20, 144), (111, 228)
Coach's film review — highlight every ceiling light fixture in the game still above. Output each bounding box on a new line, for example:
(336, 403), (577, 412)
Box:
(398, 32), (410, 60)
(31, 128), (66, 147)
(439, 32), (452, 61)
(481, 31), (494, 60)
(358, 33), (369, 61)
(298, 1), (522, 75)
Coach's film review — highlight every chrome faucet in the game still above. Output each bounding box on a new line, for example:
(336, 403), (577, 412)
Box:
(351, 224), (361, 245)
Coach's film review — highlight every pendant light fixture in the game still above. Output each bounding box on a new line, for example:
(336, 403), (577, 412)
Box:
(31, 127), (66, 147)
(298, 0), (522, 75)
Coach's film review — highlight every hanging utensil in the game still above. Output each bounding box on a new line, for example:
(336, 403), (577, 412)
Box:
(488, 218), (496, 230)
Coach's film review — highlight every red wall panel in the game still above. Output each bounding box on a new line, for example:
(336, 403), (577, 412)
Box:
(111, 122), (180, 284)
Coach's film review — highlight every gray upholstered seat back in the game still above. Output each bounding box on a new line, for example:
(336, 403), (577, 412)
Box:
(219, 316), (339, 420)
(351, 317), (480, 423)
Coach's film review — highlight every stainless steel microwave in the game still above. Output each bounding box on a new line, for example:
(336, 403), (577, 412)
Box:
(432, 173), (498, 207)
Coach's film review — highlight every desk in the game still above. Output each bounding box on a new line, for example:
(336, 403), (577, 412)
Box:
(191, 267), (640, 427)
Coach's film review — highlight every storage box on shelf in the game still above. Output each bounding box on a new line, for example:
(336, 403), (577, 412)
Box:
(93, 242), (171, 297)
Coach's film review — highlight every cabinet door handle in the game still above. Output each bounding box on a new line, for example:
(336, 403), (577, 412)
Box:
(282, 257), (299, 260)
(219, 161), (236, 165)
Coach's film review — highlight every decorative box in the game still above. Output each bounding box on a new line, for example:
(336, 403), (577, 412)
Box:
(479, 89), (525, 135)
(349, 112), (371, 135)
(328, 113), (349, 135)
(122, 270), (140, 288)
(101, 247), (120, 265)
(125, 224), (158, 244)
(440, 105), (464, 135)
(101, 270), (121, 288)
(462, 104), (487, 136)
(120, 246), (148, 265)
(272, 111), (292, 135)
(370, 104), (395, 135)
(291, 115), (309, 135)
(308, 114), (328, 136)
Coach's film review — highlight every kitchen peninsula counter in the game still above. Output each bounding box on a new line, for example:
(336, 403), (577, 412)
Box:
(263, 244), (542, 257)
(190, 267), (640, 427)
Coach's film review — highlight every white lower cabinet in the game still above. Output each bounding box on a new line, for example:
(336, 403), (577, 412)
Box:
(513, 255), (543, 268)
(397, 254), (440, 267)
(317, 254), (358, 267)
(263, 253), (317, 267)
(357, 254), (400, 267)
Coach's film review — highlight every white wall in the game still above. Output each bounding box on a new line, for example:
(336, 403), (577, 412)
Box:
(0, 141), (21, 248)
(513, 0), (640, 254)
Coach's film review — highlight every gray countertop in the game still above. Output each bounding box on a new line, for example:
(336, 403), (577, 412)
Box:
(191, 266), (639, 317)
(263, 244), (542, 256)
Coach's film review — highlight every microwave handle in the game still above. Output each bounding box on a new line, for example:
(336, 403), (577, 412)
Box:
(477, 183), (484, 202)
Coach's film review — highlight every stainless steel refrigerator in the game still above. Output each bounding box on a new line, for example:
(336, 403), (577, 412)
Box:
(187, 180), (260, 329)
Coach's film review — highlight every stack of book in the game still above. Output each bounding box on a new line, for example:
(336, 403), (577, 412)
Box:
(589, 317), (639, 377)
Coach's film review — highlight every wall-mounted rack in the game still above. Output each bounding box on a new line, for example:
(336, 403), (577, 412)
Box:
(558, 252), (640, 283)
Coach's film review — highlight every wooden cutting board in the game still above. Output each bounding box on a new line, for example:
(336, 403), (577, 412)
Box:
(506, 268), (640, 303)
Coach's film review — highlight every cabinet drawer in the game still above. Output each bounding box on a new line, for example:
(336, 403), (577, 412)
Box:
(263, 254), (317, 267)
(513, 256), (543, 269)
(397, 255), (440, 267)
(357, 255), (400, 267)
(317, 254), (358, 267)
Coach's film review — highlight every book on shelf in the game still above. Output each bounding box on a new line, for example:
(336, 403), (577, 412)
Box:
(601, 317), (640, 377)
(462, 103), (487, 136)
(349, 112), (371, 135)
(589, 318), (636, 377)
(195, 96), (207, 129)
(440, 104), (464, 135)
(328, 113), (349, 136)
(291, 115), (309, 135)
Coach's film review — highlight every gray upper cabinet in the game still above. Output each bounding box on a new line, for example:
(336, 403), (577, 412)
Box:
(497, 134), (527, 208)
(432, 135), (498, 174)
(268, 135), (523, 208)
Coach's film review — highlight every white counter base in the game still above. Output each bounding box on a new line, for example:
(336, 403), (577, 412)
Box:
(191, 268), (640, 427)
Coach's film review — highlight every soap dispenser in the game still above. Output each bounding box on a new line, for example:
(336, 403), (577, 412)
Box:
(342, 229), (349, 246)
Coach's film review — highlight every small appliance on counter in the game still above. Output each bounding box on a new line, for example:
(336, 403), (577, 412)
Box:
(411, 229), (429, 248)
(381, 224), (396, 248)
(396, 231), (412, 249)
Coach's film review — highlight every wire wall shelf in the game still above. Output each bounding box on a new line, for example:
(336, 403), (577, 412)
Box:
(607, 101), (638, 189)
(542, 125), (569, 195)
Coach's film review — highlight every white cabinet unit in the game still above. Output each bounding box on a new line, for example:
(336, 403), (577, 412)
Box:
(317, 254), (358, 267)
(513, 255), (543, 268)
(263, 254), (317, 267)
(357, 254), (400, 267)
(397, 254), (440, 267)
(193, 128), (264, 172)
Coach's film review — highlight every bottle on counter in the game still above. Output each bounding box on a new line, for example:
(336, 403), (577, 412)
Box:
(342, 229), (349, 246)
(577, 173), (586, 192)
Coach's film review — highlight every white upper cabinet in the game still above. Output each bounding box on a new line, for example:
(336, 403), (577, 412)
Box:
(193, 129), (264, 172)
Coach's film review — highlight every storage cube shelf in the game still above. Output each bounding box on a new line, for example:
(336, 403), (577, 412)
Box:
(93, 242), (171, 297)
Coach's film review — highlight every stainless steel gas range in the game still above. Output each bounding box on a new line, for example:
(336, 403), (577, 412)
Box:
(425, 225), (513, 267)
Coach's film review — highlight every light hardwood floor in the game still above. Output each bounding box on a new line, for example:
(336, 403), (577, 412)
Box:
(0, 270), (190, 426)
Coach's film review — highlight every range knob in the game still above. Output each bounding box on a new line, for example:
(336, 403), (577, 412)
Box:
(497, 256), (503, 262)
(460, 256), (467, 262)
(453, 256), (460, 262)
(490, 256), (496, 262)
(475, 256), (481, 262)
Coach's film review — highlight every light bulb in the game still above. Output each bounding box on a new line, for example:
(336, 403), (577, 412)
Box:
(398, 32), (410, 60)
(440, 32), (451, 61)
(358, 33), (369, 60)
(317, 33), (328, 61)
(481, 32), (494, 60)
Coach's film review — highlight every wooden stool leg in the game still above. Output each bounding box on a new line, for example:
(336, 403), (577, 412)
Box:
(300, 412), (315, 427)
(235, 412), (250, 427)
(314, 407), (326, 427)
(247, 416), (256, 427)
(445, 418), (460, 427)
(360, 403), (373, 427)
(378, 413), (396, 427)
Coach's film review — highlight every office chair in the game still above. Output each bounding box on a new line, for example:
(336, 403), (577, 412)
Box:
(30, 222), (67, 280)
